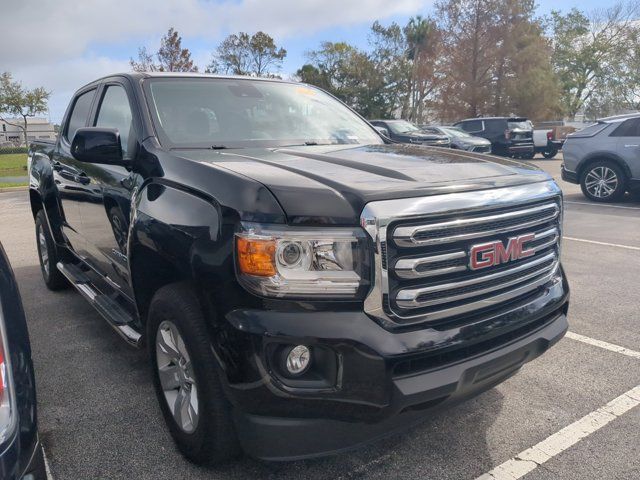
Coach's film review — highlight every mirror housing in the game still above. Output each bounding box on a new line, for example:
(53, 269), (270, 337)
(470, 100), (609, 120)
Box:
(374, 126), (390, 138)
(71, 127), (125, 165)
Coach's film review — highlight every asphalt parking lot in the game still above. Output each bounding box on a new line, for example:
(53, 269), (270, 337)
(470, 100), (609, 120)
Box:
(0, 155), (638, 479)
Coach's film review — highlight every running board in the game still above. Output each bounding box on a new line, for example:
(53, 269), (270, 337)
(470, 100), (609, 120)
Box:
(57, 262), (142, 347)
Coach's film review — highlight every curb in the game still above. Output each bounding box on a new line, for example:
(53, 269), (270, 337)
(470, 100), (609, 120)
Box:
(0, 186), (28, 193)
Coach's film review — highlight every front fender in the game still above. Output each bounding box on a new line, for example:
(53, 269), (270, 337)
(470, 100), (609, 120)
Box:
(29, 147), (65, 244)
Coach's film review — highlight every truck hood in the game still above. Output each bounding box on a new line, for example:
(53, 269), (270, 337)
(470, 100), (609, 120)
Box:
(174, 143), (550, 225)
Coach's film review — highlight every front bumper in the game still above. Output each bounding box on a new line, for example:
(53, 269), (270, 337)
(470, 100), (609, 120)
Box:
(561, 164), (578, 184)
(223, 271), (569, 460)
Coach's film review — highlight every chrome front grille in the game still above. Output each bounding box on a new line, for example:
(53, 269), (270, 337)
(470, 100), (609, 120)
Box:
(361, 181), (563, 326)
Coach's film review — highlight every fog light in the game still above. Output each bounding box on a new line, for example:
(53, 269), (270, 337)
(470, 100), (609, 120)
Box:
(286, 345), (311, 375)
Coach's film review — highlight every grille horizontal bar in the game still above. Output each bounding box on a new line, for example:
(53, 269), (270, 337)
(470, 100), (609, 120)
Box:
(393, 227), (559, 280)
(393, 201), (559, 247)
(396, 251), (557, 309)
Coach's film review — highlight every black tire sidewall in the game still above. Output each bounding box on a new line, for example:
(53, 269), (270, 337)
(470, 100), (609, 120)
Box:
(147, 283), (238, 464)
(35, 210), (66, 289)
(580, 161), (626, 202)
(542, 149), (557, 159)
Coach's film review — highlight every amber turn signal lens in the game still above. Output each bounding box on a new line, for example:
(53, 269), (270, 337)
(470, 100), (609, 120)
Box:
(236, 237), (277, 276)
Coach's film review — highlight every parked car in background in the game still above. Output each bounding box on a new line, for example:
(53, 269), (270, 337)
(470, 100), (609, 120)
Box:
(454, 117), (534, 158)
(370, 119), (450, 147)
(29, 73), (569, 464)
(531, 121), (575, 159)
(0, 243), (46, 479)
(423, 126), (492, 153)
(562, 113), (640, 202)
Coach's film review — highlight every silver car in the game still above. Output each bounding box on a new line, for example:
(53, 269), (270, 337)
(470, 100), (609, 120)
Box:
(423, 126), (492, 153)
(562, 114), (640, 202)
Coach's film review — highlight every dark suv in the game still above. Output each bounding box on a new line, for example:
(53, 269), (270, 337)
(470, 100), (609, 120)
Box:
(454, 117), (534, 158)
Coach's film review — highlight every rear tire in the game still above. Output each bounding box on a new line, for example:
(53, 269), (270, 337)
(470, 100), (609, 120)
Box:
(35, 210), (68, 290)
(542, 149), (557, 159)
(147, 282), (240, 464)
(580, 161), (626, 202)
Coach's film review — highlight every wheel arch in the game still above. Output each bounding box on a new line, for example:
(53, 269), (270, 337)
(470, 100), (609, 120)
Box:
(577, 153), (631, 185)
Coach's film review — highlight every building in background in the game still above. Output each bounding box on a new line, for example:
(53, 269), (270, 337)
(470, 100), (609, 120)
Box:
(0, 117), (57, 146)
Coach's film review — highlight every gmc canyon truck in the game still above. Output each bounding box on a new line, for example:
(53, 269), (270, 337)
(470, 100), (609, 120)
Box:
(28, 73), (569, 463)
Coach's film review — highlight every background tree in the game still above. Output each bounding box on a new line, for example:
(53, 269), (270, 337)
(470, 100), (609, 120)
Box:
(404, 16), (440, 122)
(0, 72), (50, 147)
(131, 28), (198, 72)
(550, 2), (640, 119)
(209, 32), (286, 77)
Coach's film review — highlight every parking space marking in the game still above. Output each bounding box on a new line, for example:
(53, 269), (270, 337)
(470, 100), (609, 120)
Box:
(564, 237), (640, 251)
(566, 331), (640, 359)
(43, 447), (54, 480)
(476, 385), (640, 480)
(565, 201), (640, 211)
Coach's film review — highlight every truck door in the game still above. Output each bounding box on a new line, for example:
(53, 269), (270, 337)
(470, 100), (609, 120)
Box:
(79, 81), (141, 298)
(52, 88), (98, 252)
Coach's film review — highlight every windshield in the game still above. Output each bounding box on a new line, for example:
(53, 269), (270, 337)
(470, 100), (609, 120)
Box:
(440, 127), (472, 138)
(144, 78), (383, 149)
(386, 120), (422, 134)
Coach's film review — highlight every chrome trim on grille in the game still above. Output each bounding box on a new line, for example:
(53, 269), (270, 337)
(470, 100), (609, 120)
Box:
(393, 202), (559, 247)
(397, 266), (560, 322)
(395, 251), (467, 279)
(396, 252), (557, 309)
(360, 181), (563, 326)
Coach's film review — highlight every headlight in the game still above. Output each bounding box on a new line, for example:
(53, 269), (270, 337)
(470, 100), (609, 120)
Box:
(235, 224), (371, 299)
(0, 305), (17, 446)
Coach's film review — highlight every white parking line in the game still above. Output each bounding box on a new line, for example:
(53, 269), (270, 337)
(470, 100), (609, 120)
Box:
(43, 447), (54, 480)
(566, 331), (640, 359)
(565, 201), (640, 211)
(564, 237), (640, 251)
(476, 385), (640, 480)
(477, 331), (640, 479)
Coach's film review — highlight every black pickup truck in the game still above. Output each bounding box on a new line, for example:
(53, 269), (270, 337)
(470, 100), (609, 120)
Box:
(28, 73), (569, 463)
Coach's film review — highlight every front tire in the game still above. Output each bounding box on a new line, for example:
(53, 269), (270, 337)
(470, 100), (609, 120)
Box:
(580, 161), (626, 202)
(35, 210), (68, 290)
(147, 283), (240, 464)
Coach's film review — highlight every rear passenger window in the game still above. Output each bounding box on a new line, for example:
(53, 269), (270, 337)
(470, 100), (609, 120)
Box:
(460, 120), (483, 132)
(65, 90), (95, 142)
(610, 119), (640, 137)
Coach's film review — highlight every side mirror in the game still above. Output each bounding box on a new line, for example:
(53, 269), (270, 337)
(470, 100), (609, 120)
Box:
(71, 127), (125, 165)
(374, 126), (390, 138)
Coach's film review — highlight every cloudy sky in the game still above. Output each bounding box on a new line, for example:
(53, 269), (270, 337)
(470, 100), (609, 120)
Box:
(2, 0), (607, 123)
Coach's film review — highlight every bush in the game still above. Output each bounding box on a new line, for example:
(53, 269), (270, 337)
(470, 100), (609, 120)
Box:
(0, 147), (28, 155)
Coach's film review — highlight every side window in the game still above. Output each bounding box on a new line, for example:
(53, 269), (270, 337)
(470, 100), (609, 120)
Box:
(610, 118), (640, 137)
(65, 89), (95, 142)
(95, 85), (135, 158)
(461, 120), (483, 132)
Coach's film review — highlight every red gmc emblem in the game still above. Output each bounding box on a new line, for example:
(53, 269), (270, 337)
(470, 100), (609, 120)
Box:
(469, 234), (535, 270)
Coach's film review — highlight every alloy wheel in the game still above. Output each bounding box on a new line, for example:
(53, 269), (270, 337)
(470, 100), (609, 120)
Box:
(156, 320), (199, 434)
(38, 226), (49, 276)
(584, 166), (618, 199)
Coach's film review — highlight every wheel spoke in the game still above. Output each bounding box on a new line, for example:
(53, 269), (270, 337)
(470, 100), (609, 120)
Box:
(157, 328), (181, 361)
(158, 364), (181, 391)
(173, 388), (190, 430)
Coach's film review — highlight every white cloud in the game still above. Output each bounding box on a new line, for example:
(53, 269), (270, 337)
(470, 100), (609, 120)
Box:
(1, 0), (429, 121)
(1, 0), (427, 64)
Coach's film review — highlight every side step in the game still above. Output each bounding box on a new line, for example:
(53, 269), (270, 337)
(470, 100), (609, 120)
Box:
(57, 262), (142, 347)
